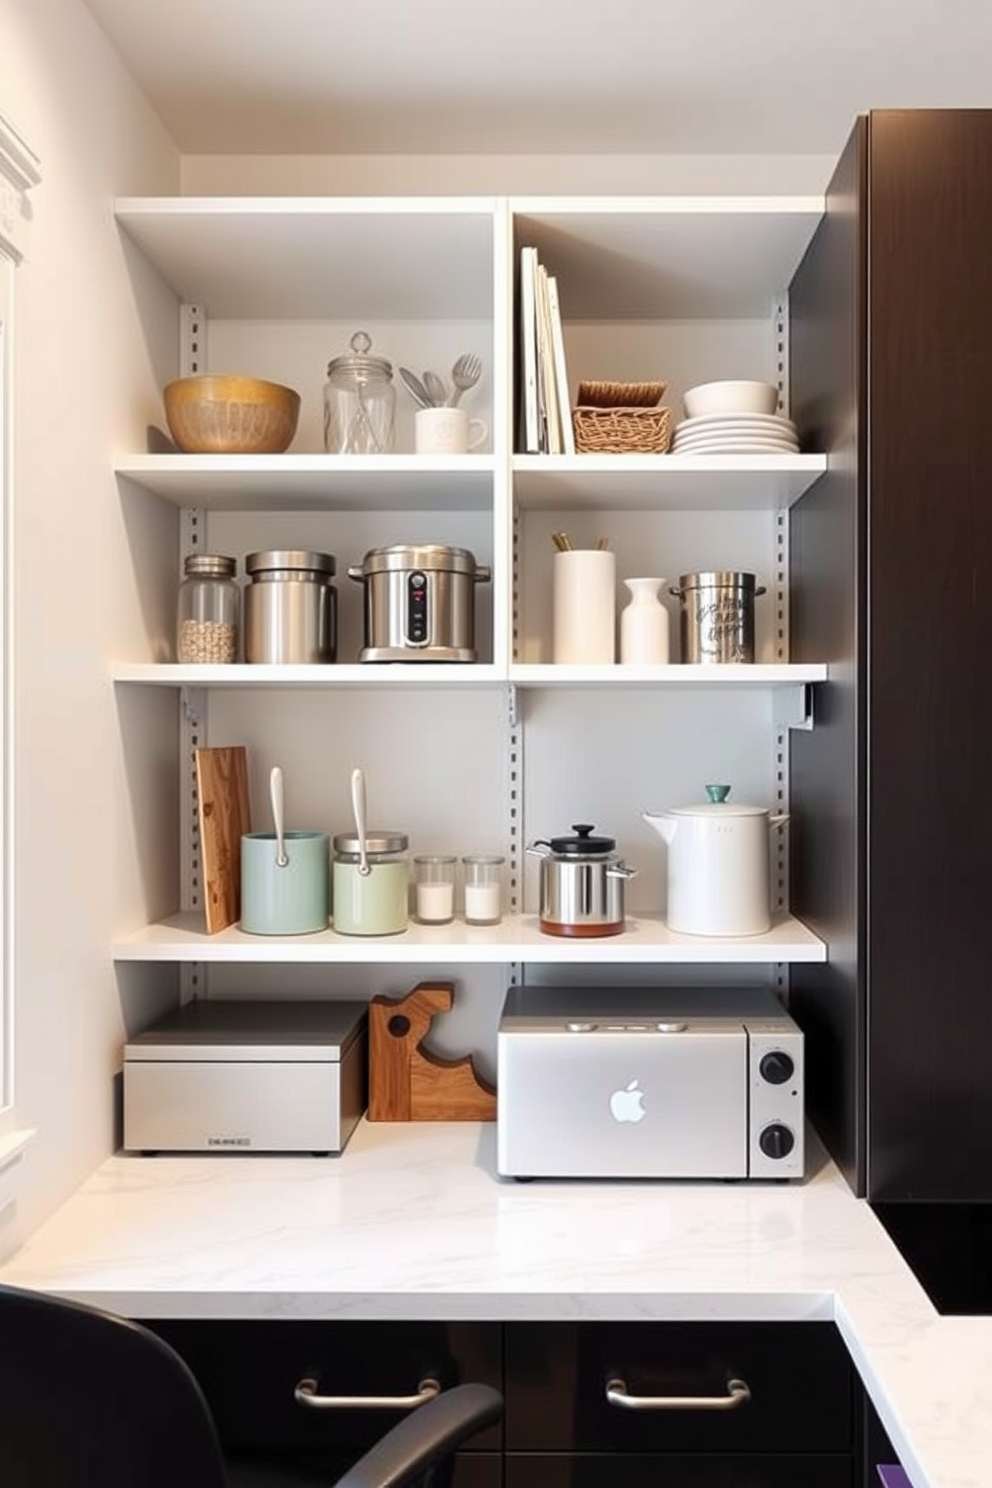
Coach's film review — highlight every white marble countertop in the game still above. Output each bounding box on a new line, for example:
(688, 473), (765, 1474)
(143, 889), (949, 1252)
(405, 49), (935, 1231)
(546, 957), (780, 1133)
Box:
(1, 1120), (987, 1488)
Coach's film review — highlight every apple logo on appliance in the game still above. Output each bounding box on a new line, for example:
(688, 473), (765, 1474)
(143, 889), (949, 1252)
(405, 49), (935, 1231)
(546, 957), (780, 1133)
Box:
(609, 1079), (646, 1123)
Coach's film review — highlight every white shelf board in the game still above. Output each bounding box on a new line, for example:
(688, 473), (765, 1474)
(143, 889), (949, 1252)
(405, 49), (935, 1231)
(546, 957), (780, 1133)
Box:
(111, 662), (826, 689)
(112, 912), (826, 965)
(508, 663), (827, 687)
(115, 455), (495, 512)
(513, 454), (827, 510)
(112, 663), (503, 688)
(511, 196), (824, 319)
(115, 197), (496, 321)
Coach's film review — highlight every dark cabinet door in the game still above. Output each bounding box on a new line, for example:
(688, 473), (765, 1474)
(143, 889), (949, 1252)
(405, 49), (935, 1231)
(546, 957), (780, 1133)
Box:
(506, 1455), (851, 1488)
(139, 1317), (502, 1473)
(505, 1322), (853, 1455)
(791, 108), (992, 1204)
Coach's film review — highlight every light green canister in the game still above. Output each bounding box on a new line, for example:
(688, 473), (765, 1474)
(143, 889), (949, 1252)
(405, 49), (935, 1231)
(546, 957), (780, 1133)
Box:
(332, 830), (409, 935)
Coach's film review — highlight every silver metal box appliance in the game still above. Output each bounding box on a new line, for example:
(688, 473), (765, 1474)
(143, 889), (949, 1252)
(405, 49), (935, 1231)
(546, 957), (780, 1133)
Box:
(123, 1000), (367, 1155)
(497, 985), (803, 1181)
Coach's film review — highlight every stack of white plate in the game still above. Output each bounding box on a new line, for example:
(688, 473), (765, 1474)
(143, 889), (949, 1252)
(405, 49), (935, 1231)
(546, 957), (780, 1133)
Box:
(670, 412), (799, 455)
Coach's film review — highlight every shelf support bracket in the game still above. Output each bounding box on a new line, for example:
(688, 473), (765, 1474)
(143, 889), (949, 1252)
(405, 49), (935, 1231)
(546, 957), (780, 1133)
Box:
(774, 682), (814, 731)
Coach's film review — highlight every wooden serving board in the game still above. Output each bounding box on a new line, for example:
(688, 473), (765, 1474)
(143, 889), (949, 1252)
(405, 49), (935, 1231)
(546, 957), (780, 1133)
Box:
(194, 746), (251, 933)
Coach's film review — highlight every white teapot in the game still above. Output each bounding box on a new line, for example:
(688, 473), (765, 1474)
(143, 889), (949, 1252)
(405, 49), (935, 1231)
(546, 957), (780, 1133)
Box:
(642, 784), (788, 937)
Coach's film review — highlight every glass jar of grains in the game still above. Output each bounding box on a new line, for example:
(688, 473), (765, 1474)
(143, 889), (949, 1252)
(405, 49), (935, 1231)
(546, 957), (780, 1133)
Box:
(176, 554), (240, 664)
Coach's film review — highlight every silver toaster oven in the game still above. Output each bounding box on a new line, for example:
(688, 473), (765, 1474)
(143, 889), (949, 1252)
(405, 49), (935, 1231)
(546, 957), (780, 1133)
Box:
(497, 984), (803, 1181)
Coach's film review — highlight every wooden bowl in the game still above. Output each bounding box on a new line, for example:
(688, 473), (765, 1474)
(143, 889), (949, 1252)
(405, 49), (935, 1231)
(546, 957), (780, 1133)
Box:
(163, 375), (301, 454)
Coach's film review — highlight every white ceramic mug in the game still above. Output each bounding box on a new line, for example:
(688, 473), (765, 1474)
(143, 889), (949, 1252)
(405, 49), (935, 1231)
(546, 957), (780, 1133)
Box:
(415, 407), (488, 454)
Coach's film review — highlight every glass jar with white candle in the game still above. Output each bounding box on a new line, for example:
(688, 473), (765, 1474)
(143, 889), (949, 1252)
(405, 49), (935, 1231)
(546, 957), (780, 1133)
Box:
(462, 854), (505, 926)
(414, 855), (456, 925)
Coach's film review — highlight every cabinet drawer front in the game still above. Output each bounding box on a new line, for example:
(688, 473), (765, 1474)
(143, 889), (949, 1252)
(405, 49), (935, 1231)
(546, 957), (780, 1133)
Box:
(141, 1319), (502, 1453)
(506, 1454), (852, 1488)
(505, 1322), (852, 1453)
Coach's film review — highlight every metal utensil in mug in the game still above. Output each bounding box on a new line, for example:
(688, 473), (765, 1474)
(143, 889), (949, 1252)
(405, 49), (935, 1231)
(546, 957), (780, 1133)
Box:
(670, 571), (766, 664)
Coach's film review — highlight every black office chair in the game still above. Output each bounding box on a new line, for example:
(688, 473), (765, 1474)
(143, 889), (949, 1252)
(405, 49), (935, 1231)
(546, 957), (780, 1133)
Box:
(0, 1282), (502, 1488)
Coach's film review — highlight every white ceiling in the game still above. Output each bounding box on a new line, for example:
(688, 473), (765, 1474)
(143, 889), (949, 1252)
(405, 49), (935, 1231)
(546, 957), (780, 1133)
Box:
(80, 0), (992, 158)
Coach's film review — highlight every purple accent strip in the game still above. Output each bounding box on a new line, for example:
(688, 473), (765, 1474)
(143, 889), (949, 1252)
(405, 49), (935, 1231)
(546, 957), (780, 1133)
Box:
(878, 1467), (911, 1488)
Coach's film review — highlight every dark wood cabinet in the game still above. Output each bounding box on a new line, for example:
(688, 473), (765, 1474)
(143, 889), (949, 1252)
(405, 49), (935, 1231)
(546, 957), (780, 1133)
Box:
(140, 1317), (501, 1482)
(141, 1318), (860, 1485)
(789, 109), (992, 1209)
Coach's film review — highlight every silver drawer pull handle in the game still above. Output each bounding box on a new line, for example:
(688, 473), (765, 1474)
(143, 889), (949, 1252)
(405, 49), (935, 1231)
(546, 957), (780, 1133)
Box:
(606, 1376), (751, 1412)
(295, 1376), (441, 1411)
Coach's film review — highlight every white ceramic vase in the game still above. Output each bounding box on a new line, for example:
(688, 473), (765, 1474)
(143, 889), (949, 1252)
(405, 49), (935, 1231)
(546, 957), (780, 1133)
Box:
(619, 577), (670, 664)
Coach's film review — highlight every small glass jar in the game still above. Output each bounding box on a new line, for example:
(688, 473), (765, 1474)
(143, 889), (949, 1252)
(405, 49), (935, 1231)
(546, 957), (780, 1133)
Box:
(323, 330), (395, 454)
(176, 554), (239, 663)
(332, 831), (409, 936)
(414, 855), (456, 924)
(462, 854), (505, 925)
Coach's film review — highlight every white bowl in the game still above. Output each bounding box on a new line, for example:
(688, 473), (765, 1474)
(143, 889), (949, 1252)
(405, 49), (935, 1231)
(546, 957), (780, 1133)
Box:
(683, 380), (779, 418)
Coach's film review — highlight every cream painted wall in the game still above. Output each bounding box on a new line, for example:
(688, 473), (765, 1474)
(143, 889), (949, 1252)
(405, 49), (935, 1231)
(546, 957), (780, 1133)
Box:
(0, 0), (182, 1250)
(182, 151), (836, 198)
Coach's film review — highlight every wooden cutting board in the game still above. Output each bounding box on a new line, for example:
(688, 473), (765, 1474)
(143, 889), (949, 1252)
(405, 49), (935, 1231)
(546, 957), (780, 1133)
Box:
(368, 981), (497, 1121)
(194, 746), (252, 933)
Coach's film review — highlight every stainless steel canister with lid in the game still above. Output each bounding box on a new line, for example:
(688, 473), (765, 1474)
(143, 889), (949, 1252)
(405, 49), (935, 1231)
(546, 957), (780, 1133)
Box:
(244, 550), (337, 664)
(670, 571), (767, 664)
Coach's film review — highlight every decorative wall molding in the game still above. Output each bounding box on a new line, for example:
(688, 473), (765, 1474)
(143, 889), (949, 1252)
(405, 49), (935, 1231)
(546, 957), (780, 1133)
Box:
(0, 109), (41, 263)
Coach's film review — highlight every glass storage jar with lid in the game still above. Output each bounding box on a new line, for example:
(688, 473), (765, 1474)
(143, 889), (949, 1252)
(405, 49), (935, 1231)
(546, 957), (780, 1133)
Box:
(176, 554), (240, 663)
(332, 830), (409, 935)
(323, 329), (395, 454)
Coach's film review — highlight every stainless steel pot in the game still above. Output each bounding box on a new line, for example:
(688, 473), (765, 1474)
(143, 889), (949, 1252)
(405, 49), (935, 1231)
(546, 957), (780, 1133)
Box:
(347, 543), (491, 662)
(244, 550), (337, 664)
(526, 823), (637, 938)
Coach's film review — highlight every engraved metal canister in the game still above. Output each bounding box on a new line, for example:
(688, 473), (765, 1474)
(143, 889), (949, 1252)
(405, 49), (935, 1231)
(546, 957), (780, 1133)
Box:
(671, 571), (766, 664)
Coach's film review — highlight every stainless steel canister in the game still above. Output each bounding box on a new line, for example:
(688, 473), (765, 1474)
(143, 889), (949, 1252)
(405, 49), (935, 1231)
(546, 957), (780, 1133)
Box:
(526, 824), (637, 938)
(670, 571), (766, 664)
(244, 550), (337, 663)
(347, 543), (491, 662)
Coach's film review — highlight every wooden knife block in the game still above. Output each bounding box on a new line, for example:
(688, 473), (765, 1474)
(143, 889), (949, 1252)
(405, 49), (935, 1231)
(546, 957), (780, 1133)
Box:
(368, 981), (497, 1122)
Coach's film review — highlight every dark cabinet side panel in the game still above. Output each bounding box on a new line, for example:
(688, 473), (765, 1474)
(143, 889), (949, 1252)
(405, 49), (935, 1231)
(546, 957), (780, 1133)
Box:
(865, 110), (992, 1200)
(789, 117), (868, 1196)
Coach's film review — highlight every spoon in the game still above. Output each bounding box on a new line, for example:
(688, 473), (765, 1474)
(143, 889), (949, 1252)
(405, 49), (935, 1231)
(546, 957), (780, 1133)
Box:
(351, 766), (371, 876)
(423, 369), (449, 407)
(398, 366), (434, 409)
(270, 765), (289, 867)
(449, 352), (482, 408)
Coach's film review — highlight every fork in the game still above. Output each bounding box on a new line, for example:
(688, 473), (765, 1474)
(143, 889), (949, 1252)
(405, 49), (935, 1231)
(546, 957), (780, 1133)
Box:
(449, 352), (482, 408)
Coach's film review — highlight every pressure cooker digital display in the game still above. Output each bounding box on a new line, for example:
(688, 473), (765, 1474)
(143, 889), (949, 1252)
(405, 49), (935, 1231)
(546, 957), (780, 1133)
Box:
(406, 570), (428, 644)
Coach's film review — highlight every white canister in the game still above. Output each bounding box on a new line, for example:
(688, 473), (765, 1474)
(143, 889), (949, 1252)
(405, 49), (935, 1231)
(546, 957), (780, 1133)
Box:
(642, 784), (788, 937)
(552, 549), (616, 664)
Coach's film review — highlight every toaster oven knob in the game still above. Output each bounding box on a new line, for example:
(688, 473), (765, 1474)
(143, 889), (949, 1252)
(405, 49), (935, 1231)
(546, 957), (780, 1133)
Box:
(758, 1123), (795, 1160)
(759, 1050), (794, 1085)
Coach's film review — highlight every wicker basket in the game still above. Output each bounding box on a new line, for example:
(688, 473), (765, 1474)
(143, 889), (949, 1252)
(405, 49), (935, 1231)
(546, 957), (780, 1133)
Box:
(572, 404), (672, 454)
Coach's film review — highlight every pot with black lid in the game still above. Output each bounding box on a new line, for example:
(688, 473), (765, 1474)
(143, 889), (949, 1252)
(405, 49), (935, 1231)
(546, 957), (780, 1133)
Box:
(526, 823), (637, 938)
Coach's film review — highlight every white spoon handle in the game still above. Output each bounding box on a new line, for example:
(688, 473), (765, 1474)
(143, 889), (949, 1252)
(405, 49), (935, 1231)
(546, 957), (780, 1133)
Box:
(270, 765), (289, 867)
(351, 767), (370, 876)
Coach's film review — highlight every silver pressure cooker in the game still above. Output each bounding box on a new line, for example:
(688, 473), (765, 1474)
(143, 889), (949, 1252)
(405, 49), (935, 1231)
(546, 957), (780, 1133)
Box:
(347, 543), (491, 662)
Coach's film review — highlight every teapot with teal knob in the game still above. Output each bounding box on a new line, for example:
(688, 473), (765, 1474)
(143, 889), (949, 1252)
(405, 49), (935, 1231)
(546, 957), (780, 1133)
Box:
(642, 784), (789, 937)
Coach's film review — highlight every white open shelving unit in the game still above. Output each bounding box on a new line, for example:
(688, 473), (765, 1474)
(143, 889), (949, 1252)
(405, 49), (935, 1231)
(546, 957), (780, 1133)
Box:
(110, 192), (829, 993)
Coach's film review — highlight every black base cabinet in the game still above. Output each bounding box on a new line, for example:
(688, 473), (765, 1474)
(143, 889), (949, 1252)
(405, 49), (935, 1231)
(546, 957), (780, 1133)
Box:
(505, 1321), (855, 1487)
(138, 1318), (874, 1487)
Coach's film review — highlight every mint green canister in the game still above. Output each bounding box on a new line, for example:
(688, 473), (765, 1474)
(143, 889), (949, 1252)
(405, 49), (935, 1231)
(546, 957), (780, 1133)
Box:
(332, 831), (409, 936)
(240, 831), (330, 935)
